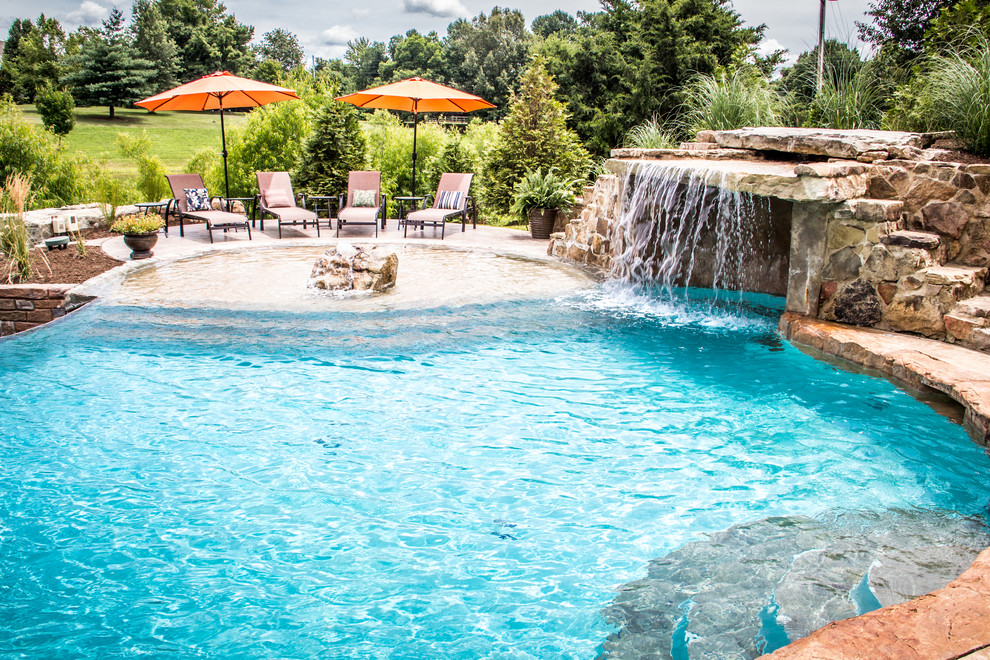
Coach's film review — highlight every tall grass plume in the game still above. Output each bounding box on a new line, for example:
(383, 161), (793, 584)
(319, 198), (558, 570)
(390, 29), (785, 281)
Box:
(1, 173), (34, 283)
(922, 32), (990, 156)
(681, 68), (781, 134)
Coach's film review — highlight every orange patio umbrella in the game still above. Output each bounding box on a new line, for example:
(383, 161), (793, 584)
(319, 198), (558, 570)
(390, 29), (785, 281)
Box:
(136, 71), (300, 199)
(336, 77), (494, 196)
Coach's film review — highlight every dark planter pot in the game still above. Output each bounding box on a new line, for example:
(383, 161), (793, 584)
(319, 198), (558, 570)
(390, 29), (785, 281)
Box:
(122, 231), (159, 260)
(528, 208), (557, 240)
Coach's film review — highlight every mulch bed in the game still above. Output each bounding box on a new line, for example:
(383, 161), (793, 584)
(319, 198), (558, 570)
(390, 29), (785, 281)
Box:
(1, 226), (123, 285)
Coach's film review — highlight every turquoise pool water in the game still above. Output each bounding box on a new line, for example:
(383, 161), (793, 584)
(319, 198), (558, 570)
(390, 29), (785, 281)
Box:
(0, 285), (987, 658)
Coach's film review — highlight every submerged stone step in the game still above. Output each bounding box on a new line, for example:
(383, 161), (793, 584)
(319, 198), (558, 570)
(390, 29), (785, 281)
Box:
(599, 512), (988, 660)
(882, 230), (941, 250)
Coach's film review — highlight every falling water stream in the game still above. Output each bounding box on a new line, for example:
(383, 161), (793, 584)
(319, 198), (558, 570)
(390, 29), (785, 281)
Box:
(609, 161), (786, 298)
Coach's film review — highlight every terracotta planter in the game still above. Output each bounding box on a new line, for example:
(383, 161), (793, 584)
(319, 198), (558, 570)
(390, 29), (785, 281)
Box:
(528, 208), (557, 240)
(122, 231), (159, 260)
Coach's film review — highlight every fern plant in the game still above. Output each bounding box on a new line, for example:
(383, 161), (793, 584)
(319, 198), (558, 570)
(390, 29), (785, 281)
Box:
(510, 168), (581, 219)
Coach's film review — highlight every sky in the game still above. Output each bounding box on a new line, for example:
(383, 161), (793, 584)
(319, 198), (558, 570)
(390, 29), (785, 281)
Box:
(1, 0), (876, 65)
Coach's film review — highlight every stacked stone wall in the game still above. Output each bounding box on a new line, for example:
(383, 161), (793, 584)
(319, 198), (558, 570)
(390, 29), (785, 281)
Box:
(819, 163), (990, 351)
(0, 285), (75, 336)
(548, 175), (620, 272)
(549, 155), (990, 354)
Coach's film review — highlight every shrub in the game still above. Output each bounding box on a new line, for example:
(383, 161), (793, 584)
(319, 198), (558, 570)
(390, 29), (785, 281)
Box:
(35, 83), (76, 138)
(480, 58), (591, 215)
(94, 174), (136, 225)
(0, 97), (86, 208)
(117, 131), (170, 202)
(294, 100), (366, 197)
(184, 148), (223, 192)
(919, 33), (990, 155)
(209, 74), (335, 198)
(364, 111), (447, 202)
(681, 67), (781, 133)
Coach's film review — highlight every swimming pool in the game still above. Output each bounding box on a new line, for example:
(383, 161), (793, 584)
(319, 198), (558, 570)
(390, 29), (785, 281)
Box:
(1, 251), (987, 658)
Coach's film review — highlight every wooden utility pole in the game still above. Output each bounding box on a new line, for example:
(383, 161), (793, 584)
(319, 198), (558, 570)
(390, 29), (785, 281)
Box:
(817, 0), (827, 94)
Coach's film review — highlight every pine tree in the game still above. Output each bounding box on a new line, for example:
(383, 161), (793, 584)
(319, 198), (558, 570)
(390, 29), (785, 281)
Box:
(294, 101), (367, 197)
(481, 57), (590, 214)
(62, 9), (154, 119)
(131, 0), (180, 93)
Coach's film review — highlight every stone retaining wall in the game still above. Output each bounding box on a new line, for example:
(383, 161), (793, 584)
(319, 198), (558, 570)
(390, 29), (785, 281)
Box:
(0, 284), (75, 336)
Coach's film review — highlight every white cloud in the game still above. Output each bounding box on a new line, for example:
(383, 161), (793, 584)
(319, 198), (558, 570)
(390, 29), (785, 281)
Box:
(314, 45), (348, 60)
(351, 8), (372, 18)
(67, 0), (110, 26)
(402, 0), (469, 18)
(756, 38), (787, 57)
(322, 25), (359, 45)
(756, 37), (798, 68)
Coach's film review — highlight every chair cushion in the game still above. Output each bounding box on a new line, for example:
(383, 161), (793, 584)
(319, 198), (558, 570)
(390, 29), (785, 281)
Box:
(436, 190), (464, 210)
(183, 188), (212, 212)
(352, 189), (377, 207)
(264, 188), (293, 208)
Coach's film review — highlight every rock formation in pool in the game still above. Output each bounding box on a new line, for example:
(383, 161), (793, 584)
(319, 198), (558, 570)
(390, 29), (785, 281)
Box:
(599, 510), (989, 659)
(310, 243), (398, 292)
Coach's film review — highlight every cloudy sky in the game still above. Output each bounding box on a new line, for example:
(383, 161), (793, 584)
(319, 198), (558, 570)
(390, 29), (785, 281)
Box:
(2, 0), (876, 64)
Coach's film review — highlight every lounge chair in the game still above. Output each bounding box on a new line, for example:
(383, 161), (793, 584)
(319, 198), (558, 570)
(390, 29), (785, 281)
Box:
(165, 174), (251, 243)
(404, 173), (474, 240)
(336, 171), (385, 238)
(256, 171), (319, 239)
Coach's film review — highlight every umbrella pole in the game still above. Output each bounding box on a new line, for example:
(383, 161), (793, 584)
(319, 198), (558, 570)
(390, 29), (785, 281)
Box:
(411, 107), (418, 198)
(220, 94), (230, 200)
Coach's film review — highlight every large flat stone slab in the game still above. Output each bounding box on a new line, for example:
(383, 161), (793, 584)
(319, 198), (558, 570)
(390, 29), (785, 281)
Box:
(606, 159), (868, 203)
(712, 127), (931, 161)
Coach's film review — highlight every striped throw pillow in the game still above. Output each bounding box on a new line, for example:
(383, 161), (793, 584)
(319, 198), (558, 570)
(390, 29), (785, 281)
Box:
(436, 190), (464, 210)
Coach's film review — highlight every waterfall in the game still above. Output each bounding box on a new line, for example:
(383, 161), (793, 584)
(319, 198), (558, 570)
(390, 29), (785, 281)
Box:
(610, 161), (781, 297)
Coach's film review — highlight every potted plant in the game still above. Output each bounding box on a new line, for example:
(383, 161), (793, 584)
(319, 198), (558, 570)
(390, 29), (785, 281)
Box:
(110, 213), (164, 260)
(510, 168), (581, 240)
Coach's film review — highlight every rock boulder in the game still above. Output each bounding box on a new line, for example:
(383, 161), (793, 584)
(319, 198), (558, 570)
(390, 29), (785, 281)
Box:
(309, 243), (398, 293)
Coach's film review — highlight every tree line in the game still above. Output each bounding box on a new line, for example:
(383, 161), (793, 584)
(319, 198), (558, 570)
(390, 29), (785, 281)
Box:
(1, 0), (988, 154)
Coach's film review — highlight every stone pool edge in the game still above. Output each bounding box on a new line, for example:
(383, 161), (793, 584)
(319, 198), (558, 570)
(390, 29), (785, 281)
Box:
(761, 546), (990, 659)
(774, 312), (990, 659)
(779, 312), (990, 446)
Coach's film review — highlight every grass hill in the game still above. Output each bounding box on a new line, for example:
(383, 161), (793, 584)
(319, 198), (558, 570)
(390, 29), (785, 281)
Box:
(18, 105), (247, 178)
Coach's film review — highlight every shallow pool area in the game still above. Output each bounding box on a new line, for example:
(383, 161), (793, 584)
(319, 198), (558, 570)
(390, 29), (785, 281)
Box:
(1, 249), (989, 658)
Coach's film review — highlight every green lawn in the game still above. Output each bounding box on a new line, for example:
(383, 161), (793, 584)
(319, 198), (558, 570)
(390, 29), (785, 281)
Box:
(19, 105), (247, 177)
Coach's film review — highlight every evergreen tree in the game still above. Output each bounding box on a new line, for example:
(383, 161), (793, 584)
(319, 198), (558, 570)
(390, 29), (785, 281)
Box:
(480, 58), (590, 214)
(35, 83), (75, 137)
(294, 101), (366, 196)
(156, 0), (254, 79)
(62, 9), (154, 119)
(131, 0), (180, 93)
(540, 0), (763, 154)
